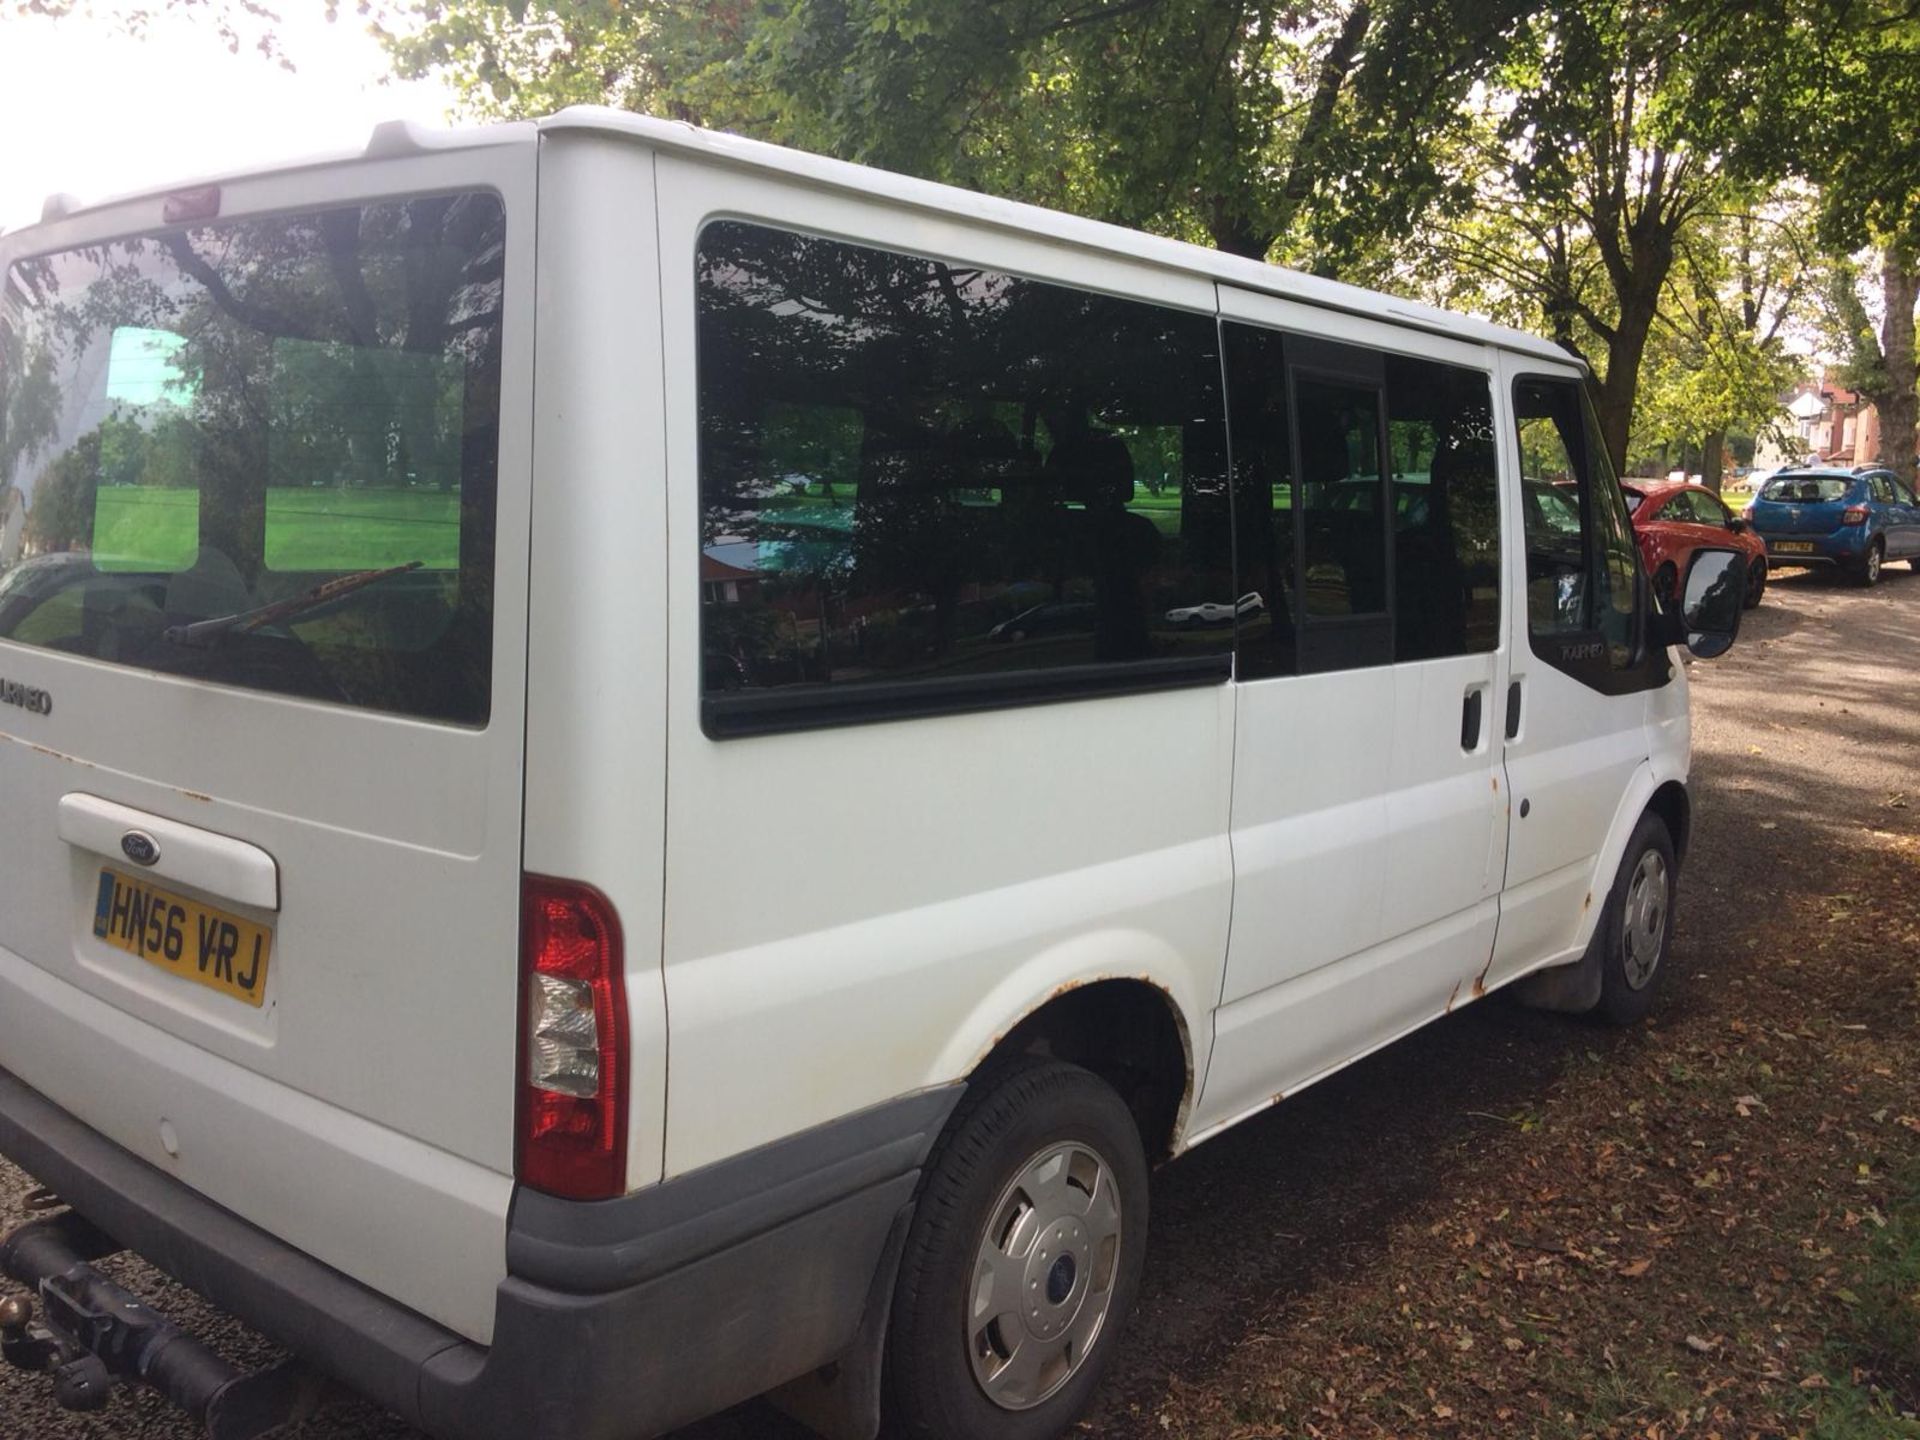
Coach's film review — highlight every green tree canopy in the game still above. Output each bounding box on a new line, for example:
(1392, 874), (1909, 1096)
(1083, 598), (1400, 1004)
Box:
(1675, 0), (1920, 481)
(376, 0), (1534, 268)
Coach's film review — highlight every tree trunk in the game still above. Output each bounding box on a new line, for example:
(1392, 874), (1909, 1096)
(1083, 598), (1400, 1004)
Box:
(1205, 201), (1275, 261)
(1267, 0), (1372, 252)
(1588, 235), (1670, 476)
(1701, 430), (1725, 493)
(1593, 305), (1656, 478)
(1881, 247), (1919, 490)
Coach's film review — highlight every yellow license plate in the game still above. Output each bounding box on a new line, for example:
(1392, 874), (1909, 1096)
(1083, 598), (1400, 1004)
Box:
(91, 869), (271, 1007)
(1773, 541), (1814, 554)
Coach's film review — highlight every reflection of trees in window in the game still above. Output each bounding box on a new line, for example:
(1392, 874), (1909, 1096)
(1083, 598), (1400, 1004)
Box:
(0, 195), (506, 724)
(1514, 376), (1639, 664)
(695, 221), (1231, 701)
(0, 288), (65, 552)
(1385, 356), (1500, 661)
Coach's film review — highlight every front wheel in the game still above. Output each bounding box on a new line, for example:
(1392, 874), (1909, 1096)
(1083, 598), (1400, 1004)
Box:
(885, 1060), (1148, 1440)
(1595, 813), (1678, 1026)
(1858, 539), (1885, 587)
(1743, 556), (1768, 609)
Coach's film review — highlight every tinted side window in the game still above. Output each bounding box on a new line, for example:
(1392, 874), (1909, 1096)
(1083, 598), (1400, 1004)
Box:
(1297, 376), (1387, 619)
(1225, 331), (1500, 674)
(1513, 377), (1638, 669)
(1385, 356), (1500, 660)
(1222, 323), (1296, 680)
(1869, 475), (1895, 504)
(695, 222), (1233, 734)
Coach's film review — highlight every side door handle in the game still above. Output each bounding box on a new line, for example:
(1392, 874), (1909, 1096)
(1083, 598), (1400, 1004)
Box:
(1505, 680), (1523, 740)
(1460, 688), (1483, 751)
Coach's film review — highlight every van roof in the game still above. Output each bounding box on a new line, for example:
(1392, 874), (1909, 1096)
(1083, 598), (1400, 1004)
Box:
(13, 107), (1574, 369)
(543, 108), (1576, 367)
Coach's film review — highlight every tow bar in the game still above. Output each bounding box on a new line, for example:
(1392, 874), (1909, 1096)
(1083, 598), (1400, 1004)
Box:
(1, 1202), (331, 1438)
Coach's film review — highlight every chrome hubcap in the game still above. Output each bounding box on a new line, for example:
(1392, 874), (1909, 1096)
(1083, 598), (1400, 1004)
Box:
(1868, 548), (1881, 580)
(1622, 850), (1669, 990)
(967, 1141), (1123, 1410)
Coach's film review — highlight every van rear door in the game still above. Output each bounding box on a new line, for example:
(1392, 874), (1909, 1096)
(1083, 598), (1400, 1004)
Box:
(0, 129), (536, 1341)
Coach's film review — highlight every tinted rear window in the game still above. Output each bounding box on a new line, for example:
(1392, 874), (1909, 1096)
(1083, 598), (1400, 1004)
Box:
(1760, 476), (1850, 504)
(0, 194), (505, 725)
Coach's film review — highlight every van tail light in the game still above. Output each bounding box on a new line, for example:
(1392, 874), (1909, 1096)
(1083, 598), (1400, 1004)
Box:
(1842, 505), (1869, 525)
(517, 875), (627, 1200)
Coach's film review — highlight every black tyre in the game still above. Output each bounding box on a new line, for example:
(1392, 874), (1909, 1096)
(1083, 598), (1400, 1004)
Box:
(885, 1060), (1149, 1440)
(1909, 555), (1920, 573)
(1858, 539), (1885, 587)
(1595, 812), (1678, 1026)
(1743, 557), (1768, 609)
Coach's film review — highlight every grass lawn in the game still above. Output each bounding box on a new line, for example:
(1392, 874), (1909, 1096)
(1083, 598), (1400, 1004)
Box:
(92, 486), (198, 570)
(92, 485), (461, 573)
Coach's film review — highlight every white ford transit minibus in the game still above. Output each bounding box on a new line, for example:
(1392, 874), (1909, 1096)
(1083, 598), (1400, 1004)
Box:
(0, 110), (1745, 1440)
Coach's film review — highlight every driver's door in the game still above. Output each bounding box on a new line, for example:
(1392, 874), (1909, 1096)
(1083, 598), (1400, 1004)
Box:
(1486, 359), (1660, 987)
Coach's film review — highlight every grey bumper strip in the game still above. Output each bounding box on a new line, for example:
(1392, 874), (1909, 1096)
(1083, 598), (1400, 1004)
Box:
(0, 1067), (965, 1439)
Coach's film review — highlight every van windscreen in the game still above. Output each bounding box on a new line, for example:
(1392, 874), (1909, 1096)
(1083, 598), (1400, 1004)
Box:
(0, 193), (504, 725)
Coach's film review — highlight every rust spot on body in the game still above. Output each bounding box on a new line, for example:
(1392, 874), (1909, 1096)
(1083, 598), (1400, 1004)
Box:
(1582, 891), (1593, 911)
(1445, 979), (1463, 1013)
(1270, 1091), (1286, 1106)
(25, 741), (94, 769)
(1472, 952), (1494, 998)
(178, 789), (212, 803)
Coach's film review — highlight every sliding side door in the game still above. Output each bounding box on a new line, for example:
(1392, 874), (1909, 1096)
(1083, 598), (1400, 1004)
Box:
(1194, 292), (1510, 1137)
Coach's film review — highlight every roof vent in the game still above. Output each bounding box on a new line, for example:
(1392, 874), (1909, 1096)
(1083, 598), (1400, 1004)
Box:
(365, 119), (473, 160)
(365, 120), (432, 160)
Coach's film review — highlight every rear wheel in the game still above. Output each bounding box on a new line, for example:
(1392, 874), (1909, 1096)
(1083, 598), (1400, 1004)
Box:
(1858, 539), (1885, 587)
(1595, 813), (1678, 1026)
(886, 1060), (1148, 1440)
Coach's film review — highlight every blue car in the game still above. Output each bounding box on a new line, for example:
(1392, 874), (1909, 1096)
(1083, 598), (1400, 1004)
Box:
(1747, 467), (1920, 586)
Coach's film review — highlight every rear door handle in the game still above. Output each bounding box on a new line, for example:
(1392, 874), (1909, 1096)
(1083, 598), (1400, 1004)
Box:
(1460, 688), (1483, 751)
(1505, 680), (1523, 740)
(58, 794), (279, 911)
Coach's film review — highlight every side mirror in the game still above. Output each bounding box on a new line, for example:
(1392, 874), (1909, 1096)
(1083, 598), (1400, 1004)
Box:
(1727, 516), (1748, 534)
(1656, 548), (1743, 658)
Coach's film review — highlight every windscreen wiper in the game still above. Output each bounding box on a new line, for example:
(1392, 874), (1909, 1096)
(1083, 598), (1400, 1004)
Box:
(164, 560), (423, 648)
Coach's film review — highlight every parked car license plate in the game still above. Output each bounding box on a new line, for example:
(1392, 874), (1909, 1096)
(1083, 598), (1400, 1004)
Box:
(1772, 541), (1814, 554)
(91, 868), (271, 1007)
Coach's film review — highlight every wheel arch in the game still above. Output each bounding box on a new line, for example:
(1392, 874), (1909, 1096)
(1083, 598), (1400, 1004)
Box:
(1646, 778), (1691, 865)
(1570, 761), (1670, 957)
(956, 976), (1195, 1164)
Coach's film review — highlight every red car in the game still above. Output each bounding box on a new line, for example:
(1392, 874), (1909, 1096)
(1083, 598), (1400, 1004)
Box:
(1623, 480), (1771, 610)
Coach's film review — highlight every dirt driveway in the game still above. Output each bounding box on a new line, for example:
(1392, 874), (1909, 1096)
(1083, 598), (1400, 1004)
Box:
(5, 565), (1918, 1439)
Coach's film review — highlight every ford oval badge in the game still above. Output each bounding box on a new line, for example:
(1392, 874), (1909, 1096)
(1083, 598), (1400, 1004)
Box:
(120, 831), (161, 867)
